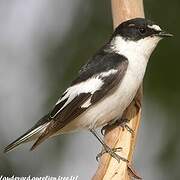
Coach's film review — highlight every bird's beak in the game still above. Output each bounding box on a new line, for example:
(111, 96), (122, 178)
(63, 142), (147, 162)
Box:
(157, 31), (173, 38)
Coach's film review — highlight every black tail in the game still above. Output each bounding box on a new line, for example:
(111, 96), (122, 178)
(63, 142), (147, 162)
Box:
(4, 114), (50, 153)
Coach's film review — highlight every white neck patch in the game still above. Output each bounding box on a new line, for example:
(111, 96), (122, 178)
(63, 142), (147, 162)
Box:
(110, 35), (161, 63)
(148, 24), (162, 31)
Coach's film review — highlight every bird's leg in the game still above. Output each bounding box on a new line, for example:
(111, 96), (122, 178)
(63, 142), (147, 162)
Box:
(90, 129), (128, 163)
(101, 117), (134, 136)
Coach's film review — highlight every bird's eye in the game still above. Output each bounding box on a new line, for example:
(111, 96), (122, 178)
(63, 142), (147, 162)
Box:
(139, 28), (146, 34)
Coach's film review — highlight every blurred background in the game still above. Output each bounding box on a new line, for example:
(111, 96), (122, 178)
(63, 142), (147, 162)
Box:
(0, 0), (179, 179)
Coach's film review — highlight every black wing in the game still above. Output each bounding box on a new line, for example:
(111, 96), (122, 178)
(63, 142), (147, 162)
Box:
(31, 51), (128, 150)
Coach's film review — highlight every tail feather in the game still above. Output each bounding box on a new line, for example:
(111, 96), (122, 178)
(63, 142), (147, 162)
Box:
(30, 119), (66, 151)
(30, 121), (55, 151)
(30, 130), (50, 151)
(4, 114), (51, 153)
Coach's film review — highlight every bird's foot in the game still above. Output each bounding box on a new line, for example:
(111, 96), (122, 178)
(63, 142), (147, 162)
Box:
(101, 118), (134, 136)
(120, 118), (134, 136)
(96, 144), (128, 163)
(101, 122), (115, 135)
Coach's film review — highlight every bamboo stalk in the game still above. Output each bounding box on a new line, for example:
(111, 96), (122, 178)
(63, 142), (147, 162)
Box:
(92, 0), (144, 179)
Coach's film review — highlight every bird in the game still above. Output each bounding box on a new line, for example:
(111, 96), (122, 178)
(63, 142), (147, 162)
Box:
(4, 18), (172, 162)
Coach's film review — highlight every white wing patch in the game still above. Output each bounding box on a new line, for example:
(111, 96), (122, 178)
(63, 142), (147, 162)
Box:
(99, 69), (118, 78)
(56, 77), (103, 110)
(55, 69), (118, 112)
(148, 24), (161, 31)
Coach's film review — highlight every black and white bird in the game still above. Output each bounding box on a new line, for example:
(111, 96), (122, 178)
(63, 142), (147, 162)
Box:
(4, 18), (172, 161)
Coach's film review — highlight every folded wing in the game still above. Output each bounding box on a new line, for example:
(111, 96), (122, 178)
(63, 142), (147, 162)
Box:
(31, 51), (128, 150)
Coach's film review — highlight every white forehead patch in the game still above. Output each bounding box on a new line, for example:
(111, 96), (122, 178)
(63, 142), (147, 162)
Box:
(148, 24), (161, 31)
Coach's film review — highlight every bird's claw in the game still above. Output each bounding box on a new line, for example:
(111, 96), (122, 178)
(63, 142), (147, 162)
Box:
(101, 125), (108, 136)
(120, 119), (134, 137)
(101, 118), (134, 136)
(96, 146), (128, 163)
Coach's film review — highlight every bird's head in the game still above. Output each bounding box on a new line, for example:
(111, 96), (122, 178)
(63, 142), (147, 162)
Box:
(110, 18), (173, 59)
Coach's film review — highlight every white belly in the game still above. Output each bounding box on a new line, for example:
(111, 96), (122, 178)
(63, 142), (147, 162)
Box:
(59, 59), (147, 133)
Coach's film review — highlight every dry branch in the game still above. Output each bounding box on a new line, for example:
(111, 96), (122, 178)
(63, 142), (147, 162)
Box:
(92, 0), (144, 179)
